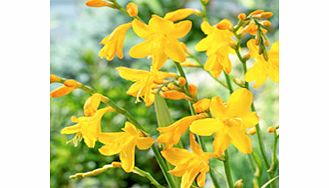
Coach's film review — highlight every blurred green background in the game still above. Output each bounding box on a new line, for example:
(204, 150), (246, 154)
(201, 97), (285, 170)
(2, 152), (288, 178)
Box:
(50, 0), (278, 187)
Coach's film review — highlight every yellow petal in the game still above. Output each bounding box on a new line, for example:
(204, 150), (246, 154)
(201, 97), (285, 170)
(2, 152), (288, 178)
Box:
(181, 165), (201, 188)
(161, 148), (192, 166)
(245, 61), (268, 88)
(195, 35), (212, 52)
(149, 15), (174, 34)
(99, 143), (121, 156)
(213, 131), (231, 155)
(229, 126), (252, 154)
(98, 132), (125, 144)
(200, 21), (213, 35)
(83, 93), (103, 116)
(247, 39), (259, 58)
(227, 88), (253, 117)
(210, 96), (226, 118)
(132, 19), (150, 38)
(122, 122), (139, 136)
(241, 112), (259, 128)
(120, 140), (136, 172)
(136, 137), (154, 150)
(164, 38), (186, 63)
(164, 8), (200, 22)
(61, 124), (81, 134)
(190, 118), (223, 136)
(170, 20), (192, 38)
(116, 67), (149, 81)
(189, 133), (203, 156)
(196, 172), (207, 187)
(129, 40), (152, 58)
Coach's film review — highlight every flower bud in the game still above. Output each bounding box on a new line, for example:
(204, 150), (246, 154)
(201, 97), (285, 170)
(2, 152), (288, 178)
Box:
(50, 74), (61, 83)
(267, 126), (277, 133)
(260, 12), (273, 19)
(126, 2), (138, 17)
(50, 86), (75, 98)
(201, 0), (209, 4)
(178, 77), (186, 86)
(167, 83), (177, 90)
(161, 86), (169, 91)
(233, 77), (245, 87)
(188, 84), (198, 97)
(85, 0), (112, 8)
(243, 53), (251, 61)
(260, 20), (272, 27)
(64, 79), (80, 88)
(111, 162), (122, 168)
(247, 127), (256, 135)
(265, 39), (270, 47)
(161, 91), (192, 100)
(229, 41), (237, 50)
(250, 9), (264, 16)
(238, 13), (246, 21)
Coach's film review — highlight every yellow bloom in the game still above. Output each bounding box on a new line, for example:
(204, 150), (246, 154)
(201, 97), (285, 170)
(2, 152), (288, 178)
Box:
(161, 134), (214, 188)
(126, 2), (138, 17)
(157, 114), (206, 149)
(61, 106), (115, 148)
(245, 39), (279, 88)
(129, 15), (192, 69)
(116, 66), (176, 106)
(164, 8), (200, 22)
(50, 79), (81, 98)
(98, 122), (154, 172)
(99, 23), (132, 61)
(196, 20), (235, 77)
(83, 93), (108, 117)
(190, 88), (259, 154)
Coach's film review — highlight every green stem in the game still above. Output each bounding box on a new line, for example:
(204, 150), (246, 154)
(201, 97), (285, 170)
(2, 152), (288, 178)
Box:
(174, 62), (221, 188)
(224, 72), (234, 93)
(133, 167), (166, 188)
(223, 150), (234, 188)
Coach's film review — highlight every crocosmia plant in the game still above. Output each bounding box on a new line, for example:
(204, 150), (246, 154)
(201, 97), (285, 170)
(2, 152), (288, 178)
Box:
(51, 0), (279, 187)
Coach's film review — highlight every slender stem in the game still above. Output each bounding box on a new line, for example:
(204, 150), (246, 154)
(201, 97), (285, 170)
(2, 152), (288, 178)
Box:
(174, 62), (221, 188)
(224, 72), (234, 93)
(223, 150), (234, 188)
(133, 166), (166, 188)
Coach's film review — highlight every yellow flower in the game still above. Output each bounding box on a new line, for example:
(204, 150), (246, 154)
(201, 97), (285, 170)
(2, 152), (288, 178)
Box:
(98, 122), (154, 172)
(196, 20), (235, 77)
(245, 39), (279, 88)
(99, 23), (132, 61)
(190, 88), (259, 154)
(116, 66), (176, 106)
(126, 2), (138, 17)
(157, 114), (206, 149)
(50, 79), (81, 98)
(164, 8), (200, 22)
(83, 93), (108, 117)
(61, 106), (115, 148)
(129, 15), (192, 69)
(161, 134), (214, 188)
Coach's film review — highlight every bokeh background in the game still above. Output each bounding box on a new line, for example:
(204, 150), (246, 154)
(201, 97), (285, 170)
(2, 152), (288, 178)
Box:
(50, 0), (278, 187)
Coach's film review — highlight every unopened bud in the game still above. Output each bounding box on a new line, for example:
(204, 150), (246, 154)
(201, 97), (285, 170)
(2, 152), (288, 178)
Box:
(126, 2), (138, 17)
(161, 86), (169, 91)
(234, 179), (244, 188)
(250, 9), (264, 16)
(261, 20), (272, 27)
(50, 74), (61, 83)
(161, 91), (192, 100)
(267, 126), (277, 133)
(167, 83), (177, 90)
(247, 127), (256, 135)
(178, 77), (186, 86)
(50, 86), (75, 98)
(238, 13), (246, 21)
(233, 77), (245, 87)
(193, 98), (211, 113)
(188, 84), (198, 97)
(201, 0), (209, 4)
(85, 0), (113, 8)
(64, 79), (80, 88)
(265, 39), (270, 47)
(112, 162), (122, 168)
(243, 53), (251, 61)
(260, 12), (273, 19)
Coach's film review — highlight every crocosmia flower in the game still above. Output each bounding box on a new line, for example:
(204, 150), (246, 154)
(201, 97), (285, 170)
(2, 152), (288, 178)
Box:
(196, 20), (235, 78)
(98, 122), (154, 172)
(245, 39), (279, 88)
(161, 134), (214, 188)
(129, 15), (192, 69)
(116, 66), (177, 106)
(190, 88), (259, 155)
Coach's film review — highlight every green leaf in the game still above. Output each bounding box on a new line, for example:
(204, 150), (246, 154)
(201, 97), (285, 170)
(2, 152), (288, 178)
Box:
(154, 94), (173, 127)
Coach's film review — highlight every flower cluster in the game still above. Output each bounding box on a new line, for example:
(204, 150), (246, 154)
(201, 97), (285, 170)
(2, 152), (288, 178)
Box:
(51, 1), (279, 187)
